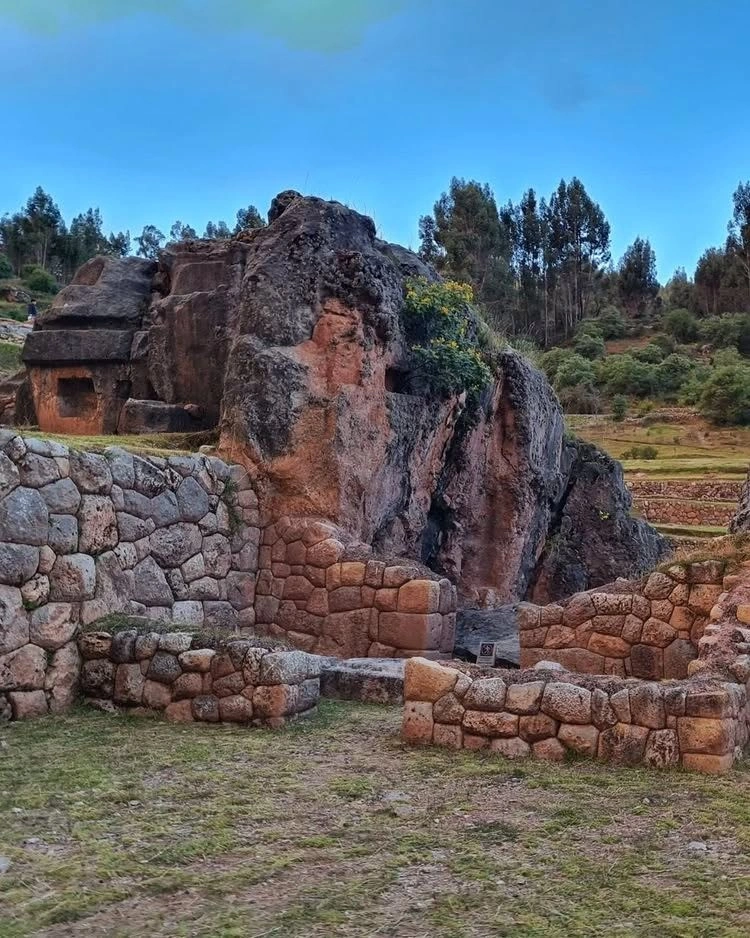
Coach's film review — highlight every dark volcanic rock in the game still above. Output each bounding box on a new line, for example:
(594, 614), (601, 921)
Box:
(530, 441), (669, 602)
(730, 468), (750, 534)
(454, 607), (521, 666)
(16, 190), (666, 608)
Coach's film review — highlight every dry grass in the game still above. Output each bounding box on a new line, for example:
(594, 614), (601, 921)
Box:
(1, 702), (749, 937)
(12, 429), (219, 458)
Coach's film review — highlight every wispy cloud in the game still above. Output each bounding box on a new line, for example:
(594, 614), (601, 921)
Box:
(0, 0), (412, 52)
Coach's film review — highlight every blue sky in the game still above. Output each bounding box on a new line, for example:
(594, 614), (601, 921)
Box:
(1, 0), (748, 279)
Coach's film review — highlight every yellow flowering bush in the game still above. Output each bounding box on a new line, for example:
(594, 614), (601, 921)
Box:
(402, 278), (493, 402)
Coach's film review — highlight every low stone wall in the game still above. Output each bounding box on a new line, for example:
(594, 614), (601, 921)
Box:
(634, 497), (733, 528)
(0, 432), (259, 720)
(519, 562), (725, 680)
(403, 657), (747, 774)
(255, 518), (457, 659)
(79, 630), (321, 726)
(628, 480), (741, 502)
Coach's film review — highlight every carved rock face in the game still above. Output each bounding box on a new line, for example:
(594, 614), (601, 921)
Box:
(18, 192), (667, 604)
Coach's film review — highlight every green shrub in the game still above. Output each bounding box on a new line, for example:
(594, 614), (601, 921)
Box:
(621, 444), (658, 460)
(403, 279), (492, 403)
(598, 354), (657, 397)
(611, 395), (628, 421)
(574, 331), (605, 360)
(22, 265), (58, 295)
(557, 383), (601, 414)
(632, 342), (667, 364)
(663, 308), (699, 343)
(0, 253), (12, 279)
(539, 347), (574, 382)
(575, 320), (604, 340)
(655, 353), (696, 396)
(554, 353), (597, 390)
(698, 362), (750, 425)
(700, 314), (750, 356)
(595, 306), (627, 339)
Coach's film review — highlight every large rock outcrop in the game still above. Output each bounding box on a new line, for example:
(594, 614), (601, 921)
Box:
(18, 191), (667, 606)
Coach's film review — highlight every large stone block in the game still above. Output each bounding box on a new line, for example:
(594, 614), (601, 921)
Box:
(0, 643), (46, 690)
(463, 710), (518, 737)
(49, 554), (96, 602)
(260, 650), (321, 685)
(45, 642), (80, 713)
(114, 663), (145, 704)
(397, 579), (440, 614)
(403, 658), (459, 703)
(40, 479), (81, 514)
(132, 557), (173, 607)
(149, 524), (202, 568)
(0, 487), (48, 545)
(558, 723), (599, 756)
(541, 682), (592, 725)
(48, 514), (79, 554)
(0, 451), (20, 499)
(598, 723), (649, 765)
(463, 677), (507, 712)
(252, 683), (299, 718)
(0, 544), (39, 587)
(29, 604), (77, 650)
(70, 452), (112, 495)
(402, 700), (433, 743)
(379, 612), (443, 650)
(677, 717), (734, 755)
(9, 690), (48, 719)
(78, 495), (118, 554)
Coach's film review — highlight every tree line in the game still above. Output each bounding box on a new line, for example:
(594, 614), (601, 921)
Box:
(0, 187), (266, 287)
(418, 177), (750, 344)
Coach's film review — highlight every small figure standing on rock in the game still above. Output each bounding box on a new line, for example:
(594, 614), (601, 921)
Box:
(27, 299), (38, 324)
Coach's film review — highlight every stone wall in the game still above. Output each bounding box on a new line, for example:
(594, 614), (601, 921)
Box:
(634, 498), (733, 528)
(628, 480), (741, 502)
(255, 517), (457, 659)
(403, 657), (748, 774)
(1, 432), (457, 721)
(519, 562), (725, 680)
(78, 630), (321, 726)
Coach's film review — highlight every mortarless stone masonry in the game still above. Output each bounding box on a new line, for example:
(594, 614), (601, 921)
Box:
(0, 431), (456, 721)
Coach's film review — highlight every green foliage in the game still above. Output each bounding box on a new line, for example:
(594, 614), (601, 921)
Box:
(403, 278), (493, 403)
(557, 383), (601, 414)
(22, 265), (57, 294)
(663, 308), (699, 342)
(540, 347), (573, 382)
(656, 353), (697, 396)
(700, 313), (750, 355)
(618, 237), (659, 314)
(0, 253), (12, 279)
(611, 394), (628, 421)
(573, 330), (605, 360)
(621, 444), (658, 460)
(554, 353), (597, 390)
(632, 342), (667, 364)
(597, 354), (657, 397)
(0, 341), (22, 375)
(698, 361), (750, 425)
(594, 306), (627, 339)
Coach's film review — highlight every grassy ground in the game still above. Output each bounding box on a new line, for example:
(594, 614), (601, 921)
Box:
(1, 702), (748, 937)
(12, 429), (219, 457)
(0, 342), (22, 377)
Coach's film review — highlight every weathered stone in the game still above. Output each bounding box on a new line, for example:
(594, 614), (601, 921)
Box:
(252, 683), (299, 718)
(630, 644), (663, 680)
(179, 648), (215, 672)
(21, 574), (49, 609)
(591, 688), (618, 728)
(434, 723), (463, 749)
(432, 692), (465, 724)
(149, 524), (202, 568)
(69, 452), (112, 494)
(203, 601), (238, 631)
(0, 544), (39, 587)
(78, 631), (112, 659)
(114, 663), (145, 704)
(188, 577), (220, 601)
(588, 633), (630, 658)
(0, 487), (48, 545)
(142, 679), (173, 709)
(677, 718), (734, 755)
(147, 651), (182, 685)
(644, 729), (679, 768)
(663, 639), (696, 680)
(78, 495), (118, 554)
(45, 642), (80, 713)
(81, 658), (115, 696)
(134, 632), (160, 660)
(49, 554), (96, 602)
(192, 694), (220, 722)
(681, 753), (734, 774)
(38, 545), (56, 575)
(644, 572), (675, 600)
(47, 514), (79, 554)
(18, 452), (60, 488)
(111, 629), (137, 663)
(0, 643), (46, 690)
(402, 700), (433, 743)
(598, 723), (649, 765)
(505, 681), (544, 714)
(454, 674), (507, 712)
(165, 699), (194, 722)
(116, 512), (153, 542)
(172, 672), (204, 699)
(519, 712), (558, 742)
(29, 604), (76, 650)
(132, 557), (173, 607)
(541, 682), (592, 724)
(463, 710), (518, 737)
(397, 579), (440, 614)
(0, 451), (20, 498)
(489, 736), (530, 759)
(641, 618), (676, 649)
(629, 683), (666, 729)
(172, 601), (204, 626)
(532, 737), (566, 762)
(39, 479), (81, 515)
(403, 657), (459, 703)
(174, 476), (211, 522)
(558, 723), (599, 756)
(9, 690), (48, 719)
(260, 650), (320, 685)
